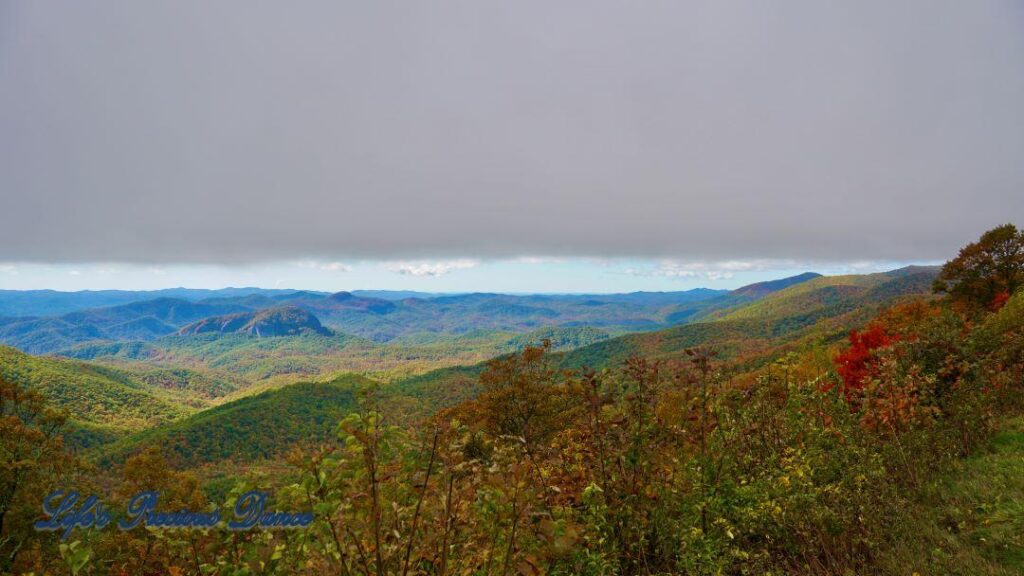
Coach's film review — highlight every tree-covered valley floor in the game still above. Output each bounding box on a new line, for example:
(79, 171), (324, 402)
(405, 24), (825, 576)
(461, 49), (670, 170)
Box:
(2, 225), (1023, 575)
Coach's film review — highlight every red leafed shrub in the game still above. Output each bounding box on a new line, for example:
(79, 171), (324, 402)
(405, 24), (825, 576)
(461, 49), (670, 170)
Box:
(989, 290), (1011, 312)
(834, 324), (896, 398)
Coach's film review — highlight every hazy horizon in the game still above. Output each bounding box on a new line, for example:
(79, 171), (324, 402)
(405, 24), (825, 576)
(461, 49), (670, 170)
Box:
(0, 259), (932, 294)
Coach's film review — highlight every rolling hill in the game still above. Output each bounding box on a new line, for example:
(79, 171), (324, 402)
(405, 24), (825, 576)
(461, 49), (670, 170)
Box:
(730, 271), (822, 298)
(0, 345), (196, 447)
(96, 375), (369, 467)
(563, 266), (939, 370)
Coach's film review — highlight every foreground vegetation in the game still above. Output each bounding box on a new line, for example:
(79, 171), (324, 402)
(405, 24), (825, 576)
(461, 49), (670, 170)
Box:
(884, 415), (1024, 574)
(1, 225), (1022, 575)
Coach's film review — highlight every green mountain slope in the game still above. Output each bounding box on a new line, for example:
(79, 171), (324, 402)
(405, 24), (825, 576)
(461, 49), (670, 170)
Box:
(563, 266), (938, 369)
(730, 271), (823, 298)
(707, 266), (936, 322)
(97, 375), (370, 467)
(0, 346), (193, 446)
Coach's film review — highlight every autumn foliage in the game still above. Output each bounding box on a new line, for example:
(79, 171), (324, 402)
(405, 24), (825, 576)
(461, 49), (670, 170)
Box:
(933, 223), (1024, 309)
(834, 324), (896, 398)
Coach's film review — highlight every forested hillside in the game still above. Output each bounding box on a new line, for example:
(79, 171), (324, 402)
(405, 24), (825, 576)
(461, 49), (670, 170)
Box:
(0, 346), (194, 446)
(2, 227), (1023, 575)
(97, 376), (368, 467)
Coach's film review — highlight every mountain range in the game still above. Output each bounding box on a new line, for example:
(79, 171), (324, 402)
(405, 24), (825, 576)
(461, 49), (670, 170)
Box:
(0, 281), (804, 354)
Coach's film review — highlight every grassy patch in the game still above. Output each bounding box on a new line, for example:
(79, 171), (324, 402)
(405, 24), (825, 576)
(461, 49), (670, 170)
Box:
(881, 416), (1024, 575)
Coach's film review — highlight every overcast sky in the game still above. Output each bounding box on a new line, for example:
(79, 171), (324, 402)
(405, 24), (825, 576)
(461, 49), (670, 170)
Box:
(1, 1), (1022, 290)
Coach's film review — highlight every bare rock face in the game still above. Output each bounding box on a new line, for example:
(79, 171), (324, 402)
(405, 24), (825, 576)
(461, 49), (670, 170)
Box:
(177, 306), (331, 337)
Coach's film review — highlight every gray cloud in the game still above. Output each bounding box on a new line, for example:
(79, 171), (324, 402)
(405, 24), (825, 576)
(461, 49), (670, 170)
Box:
(1, 0), (1022, 264)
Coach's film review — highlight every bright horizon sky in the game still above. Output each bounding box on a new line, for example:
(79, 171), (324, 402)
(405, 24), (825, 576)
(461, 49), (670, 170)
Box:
(0, 258), (932, 294)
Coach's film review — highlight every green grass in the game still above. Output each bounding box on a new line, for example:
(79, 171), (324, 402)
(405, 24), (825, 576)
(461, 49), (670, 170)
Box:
(881, 416), (1024, 575)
